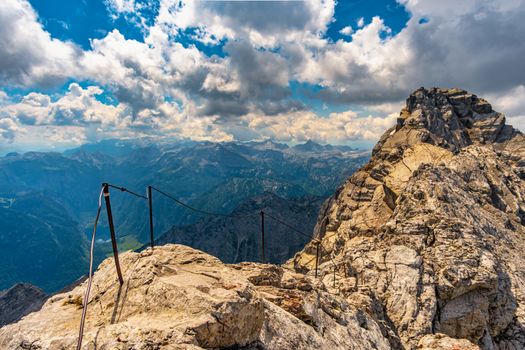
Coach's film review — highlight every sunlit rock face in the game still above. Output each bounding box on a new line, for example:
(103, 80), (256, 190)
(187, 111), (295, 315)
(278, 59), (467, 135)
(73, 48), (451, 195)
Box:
(293, 87), (525, 349)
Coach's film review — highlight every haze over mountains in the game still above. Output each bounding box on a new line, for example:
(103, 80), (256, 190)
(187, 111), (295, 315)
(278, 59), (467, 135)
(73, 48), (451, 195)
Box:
(0, 139), (368, 292)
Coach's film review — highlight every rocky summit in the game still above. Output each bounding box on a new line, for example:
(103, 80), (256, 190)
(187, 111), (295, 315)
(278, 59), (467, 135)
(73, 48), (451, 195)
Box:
(1, 87), (524, 350)
(294, 87), (525, 349)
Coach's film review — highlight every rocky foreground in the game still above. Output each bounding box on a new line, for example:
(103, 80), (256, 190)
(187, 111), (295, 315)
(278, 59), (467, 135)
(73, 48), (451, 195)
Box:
(0, 244), (393, 349)
(1, 88), (524, 349)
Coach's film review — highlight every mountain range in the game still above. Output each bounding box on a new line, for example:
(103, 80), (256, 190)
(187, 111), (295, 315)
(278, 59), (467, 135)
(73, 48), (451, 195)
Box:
(0, 139), (369, 292)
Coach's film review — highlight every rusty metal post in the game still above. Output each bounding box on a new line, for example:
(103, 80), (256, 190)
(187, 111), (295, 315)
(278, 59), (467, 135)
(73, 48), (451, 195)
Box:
(260, 210), (265, 263)
(102, 183), (124, 285)
(315, 241), (320, 278)
(147, 185), (154, 250)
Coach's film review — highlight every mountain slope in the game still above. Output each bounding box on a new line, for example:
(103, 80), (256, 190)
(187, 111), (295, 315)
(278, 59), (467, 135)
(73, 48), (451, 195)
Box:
(0, 193), (89, 292)
(0, 283), (47, 327)
(0, 140), (367, 293)
(156, 193), (324, 264)
(2, 88), (522, 350)
(293, 87), (525, 349)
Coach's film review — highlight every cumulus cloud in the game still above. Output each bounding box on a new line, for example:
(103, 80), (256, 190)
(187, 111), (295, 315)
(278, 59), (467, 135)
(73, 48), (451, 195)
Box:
(1, 83), (239, 144)
(0, 0), (80, 86)
(243, 110), (397, 144)
(5, 83), (126, 126)
(155, 0), (335, 46)
(0, 90), (9, 104)
(0, 117), (22, 143)
(105, 0), (136, 17)
(339, 26), (353, 36)
(2, 0), (525, 148)
(321, 0), (525, 105)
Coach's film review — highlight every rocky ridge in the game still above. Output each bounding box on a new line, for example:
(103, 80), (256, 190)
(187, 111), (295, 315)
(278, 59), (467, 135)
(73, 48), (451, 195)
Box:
(293, 87), (525, 349)
(0, 283), (47, 327)
(1, 87), (524, 350)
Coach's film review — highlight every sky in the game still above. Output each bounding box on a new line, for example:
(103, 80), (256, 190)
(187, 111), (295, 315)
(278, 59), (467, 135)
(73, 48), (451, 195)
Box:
(0, 0), (524, 152)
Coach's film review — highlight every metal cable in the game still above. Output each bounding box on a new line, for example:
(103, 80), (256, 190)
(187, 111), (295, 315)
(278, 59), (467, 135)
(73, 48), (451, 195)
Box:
(107, 183), (148, 200)
(77, 186), (104, 350)
(150, 186), (257, 218)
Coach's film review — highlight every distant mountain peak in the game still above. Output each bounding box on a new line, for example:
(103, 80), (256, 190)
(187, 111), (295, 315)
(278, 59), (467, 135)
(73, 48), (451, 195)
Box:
(292, 139), (326, 152)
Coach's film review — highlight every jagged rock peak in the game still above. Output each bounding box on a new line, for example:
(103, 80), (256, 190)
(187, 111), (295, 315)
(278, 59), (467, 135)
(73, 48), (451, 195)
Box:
(292, 88), (525, 349)
(373, 87), (516, 159)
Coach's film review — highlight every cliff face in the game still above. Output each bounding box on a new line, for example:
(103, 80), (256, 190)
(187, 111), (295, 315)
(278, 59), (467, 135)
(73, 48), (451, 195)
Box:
(294, 88), (525, 349)
(1, 88), (524, 350)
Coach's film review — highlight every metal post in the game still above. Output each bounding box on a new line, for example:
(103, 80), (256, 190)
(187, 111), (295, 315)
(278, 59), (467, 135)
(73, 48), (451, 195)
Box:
(102, 183), (124, 285)
(147, 185), (154, 250)
(315, 241), (320, 278)
(333, 266), (336, 288)
(260, 210), (265, 263)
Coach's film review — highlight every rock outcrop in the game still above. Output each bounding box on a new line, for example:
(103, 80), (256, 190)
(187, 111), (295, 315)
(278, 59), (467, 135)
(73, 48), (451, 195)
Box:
(0, 245), (391, 349)
(0, 283), (47, 327)
(293, 88), (525, 349)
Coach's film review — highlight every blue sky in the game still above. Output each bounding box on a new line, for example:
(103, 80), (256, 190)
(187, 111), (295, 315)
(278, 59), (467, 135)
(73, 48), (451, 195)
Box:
(0, 0), (524, 152)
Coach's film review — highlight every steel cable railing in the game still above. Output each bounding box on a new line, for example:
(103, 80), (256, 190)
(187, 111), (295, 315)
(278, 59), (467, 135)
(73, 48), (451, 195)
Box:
(77, 181), (325, 348)
(150, 186), (258, 219)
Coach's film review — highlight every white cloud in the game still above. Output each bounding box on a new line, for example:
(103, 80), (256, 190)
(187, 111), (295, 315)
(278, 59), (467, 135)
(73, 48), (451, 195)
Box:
(1, 83), (239, 145)
(487, 85), (525, 132)
(2, 0), (525, 149)
(0, 0), (80, 86)
(284, 0), (525, 107)
(5, 83), (127, 126)
(244, 110), (397, 144)
(154, 0), (335, 47)
(0, 90), (9, 104)
(339, 26), (353, 36)
(0, 117), (22, 143)
(105, 0), (136, 17)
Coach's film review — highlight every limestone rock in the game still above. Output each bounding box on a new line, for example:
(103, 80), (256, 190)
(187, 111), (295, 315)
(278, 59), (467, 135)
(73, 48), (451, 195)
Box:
(293, 88), (525, 349)
(418, 333), (480, 350)
(0, 245), (391, 349)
